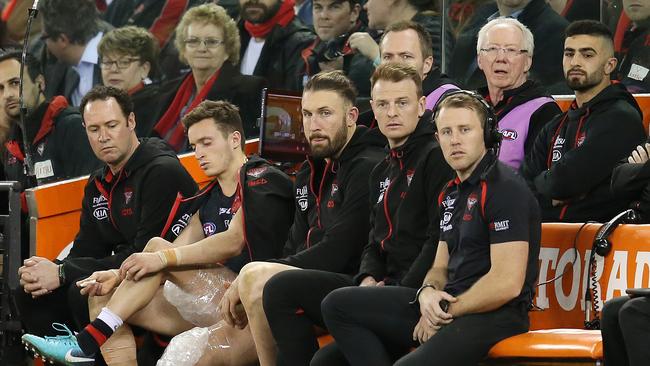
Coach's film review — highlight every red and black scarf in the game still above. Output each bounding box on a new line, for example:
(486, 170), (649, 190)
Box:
(244, 0), (296, 39)
(153, 70), (220, 152)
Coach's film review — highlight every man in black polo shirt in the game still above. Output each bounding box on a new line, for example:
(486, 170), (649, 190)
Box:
(318, 91), (541, 365)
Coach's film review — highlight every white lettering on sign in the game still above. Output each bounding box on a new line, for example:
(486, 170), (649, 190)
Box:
(606, 251), (629, 300)
(533, 248), (650, 313)
(634, 252), (650, 288)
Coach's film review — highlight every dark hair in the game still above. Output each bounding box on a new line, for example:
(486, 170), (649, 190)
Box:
(304, 70), (358, 106)
(382, 21), (433, 60)
(371, 63), (423, 98)
(181, 100), (245, 150)
(0, 48), (43, 81)
(40, 0), (99, 44)
(98, 26), (160, 78)
(565, 20), (613, 41)
(80, 85), (134, 123)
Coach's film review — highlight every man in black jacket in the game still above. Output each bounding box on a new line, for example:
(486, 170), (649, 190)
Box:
(294, 0), (374, 97)
(449, 0), (569, 92)
(217, 70), (385, 365)
(476, 18), (561, 169)
(21, 100), (295, 366)
(16, 86), (197, 338)
(522, 20), (646, 222)
(262, 63), (453, 366)
(0, 49), (100, 188)
(238, 0), (315, 90)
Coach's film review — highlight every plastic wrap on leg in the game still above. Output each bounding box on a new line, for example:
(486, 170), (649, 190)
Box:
(157, 327), (209, 366)
(163, 266), (236, 326)
(158, 322), (234, 366)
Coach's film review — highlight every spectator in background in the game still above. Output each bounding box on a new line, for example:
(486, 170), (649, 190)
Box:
(346, 0), (449, 74)
(546, 0), (600, 22)
(153, 4), (266, 152)
(98, 26), (161, 138)
(614, 0), (650, 92)
(14, 86), (197, 344)
(522, 20), (646, 222)
(450, 0), (569, 91)
(1, 0), (43, 45)
(476, 18), (560, 169)
(39, 0), (109, 106)
(294, 0), (374, 96)
(238, 0), (314, 90)
(296, 0), (314, 25)
(98, 0), (191, 49)
(0, 49), (99, 188)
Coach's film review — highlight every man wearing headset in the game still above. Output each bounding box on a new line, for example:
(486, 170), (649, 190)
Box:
(318, 91), (542, 365)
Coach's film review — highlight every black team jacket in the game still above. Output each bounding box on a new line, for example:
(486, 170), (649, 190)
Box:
(160, 156), (295, 271)
(238, 17), (315, 91)
(3, 97), (100, 188)
(611, 135), (650, 222)
(274, 125), (386, 275)
(355, 111), (454, 288)
(59, 138), (197, 282)
(522, 83), (646, 222)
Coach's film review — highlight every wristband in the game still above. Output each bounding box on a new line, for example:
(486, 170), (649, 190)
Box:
(58, 264), (66, 286)
(409, 283), (437, 305)
(157, 251), (167, 267)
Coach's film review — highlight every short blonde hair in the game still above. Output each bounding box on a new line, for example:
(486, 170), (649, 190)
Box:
(174, 3), (241, 65)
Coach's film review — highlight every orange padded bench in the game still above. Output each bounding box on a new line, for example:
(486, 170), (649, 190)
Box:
(556, 94), (650, 134)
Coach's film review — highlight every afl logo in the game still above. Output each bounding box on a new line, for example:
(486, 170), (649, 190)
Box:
(93, 207), (108, 220)
(203, 222), (217, 236)
(500, 129), (518, 141)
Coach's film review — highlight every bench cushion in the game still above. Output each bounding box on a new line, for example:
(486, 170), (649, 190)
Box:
(487, 329), (603, 360)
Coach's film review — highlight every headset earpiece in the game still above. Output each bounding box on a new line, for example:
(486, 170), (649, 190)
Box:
(432, 90), (501, 149)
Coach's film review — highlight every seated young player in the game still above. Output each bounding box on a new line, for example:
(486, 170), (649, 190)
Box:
(21, 100), (295, 366)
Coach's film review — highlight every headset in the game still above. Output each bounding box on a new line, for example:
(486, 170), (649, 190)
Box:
(432, 89), (502, 150)
(592, 209), (640, 257)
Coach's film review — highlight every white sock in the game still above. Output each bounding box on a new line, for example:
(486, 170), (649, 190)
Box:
(97, 307), (123, 332)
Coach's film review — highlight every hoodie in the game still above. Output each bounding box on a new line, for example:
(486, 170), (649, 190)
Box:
(160, 156), (295, 272)
(275, 125), (386, 275)
(522, 83), (646, 222)
(356, 111), (454, 288)
(611, 135), (650, 222)
(60, 138), (198, 282)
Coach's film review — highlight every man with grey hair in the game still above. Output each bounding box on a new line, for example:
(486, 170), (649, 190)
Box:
(476, 17), (561, 169)
(449, 0), (568, 91)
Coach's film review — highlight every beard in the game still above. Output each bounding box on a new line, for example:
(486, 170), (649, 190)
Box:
(309, 117), (349, 159)
(240, 0), (281, 23)
(565, 69), (603, 92)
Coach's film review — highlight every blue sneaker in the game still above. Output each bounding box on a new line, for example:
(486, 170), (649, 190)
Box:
(22, 323), (95, 365)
